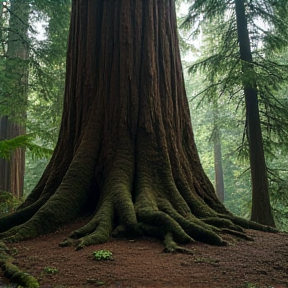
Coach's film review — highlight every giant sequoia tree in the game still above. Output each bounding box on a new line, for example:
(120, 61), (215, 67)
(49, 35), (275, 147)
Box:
(0, 0), (274, 250)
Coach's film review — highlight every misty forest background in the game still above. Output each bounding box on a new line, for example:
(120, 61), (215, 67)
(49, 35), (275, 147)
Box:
(0, 0), (288, 230)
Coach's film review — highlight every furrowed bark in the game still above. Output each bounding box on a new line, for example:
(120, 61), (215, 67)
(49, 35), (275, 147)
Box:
(0, 0), (276, 252)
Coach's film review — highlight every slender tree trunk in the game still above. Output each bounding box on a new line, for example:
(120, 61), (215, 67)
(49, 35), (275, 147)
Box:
(0, 2), (9, 193)
(0, 118), (10, 192)
(0, 0), (29, 199)
(213, 102), (225, 203)
(234, 0), (275, 227)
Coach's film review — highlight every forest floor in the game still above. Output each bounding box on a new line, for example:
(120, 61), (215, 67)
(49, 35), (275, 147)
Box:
(0, 219), (288, 288)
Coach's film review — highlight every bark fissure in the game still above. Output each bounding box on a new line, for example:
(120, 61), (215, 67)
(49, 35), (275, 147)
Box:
(0, 0), (276, 252)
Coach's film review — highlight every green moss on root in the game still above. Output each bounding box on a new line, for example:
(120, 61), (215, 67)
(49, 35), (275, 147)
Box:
(0, 241), (39, 288)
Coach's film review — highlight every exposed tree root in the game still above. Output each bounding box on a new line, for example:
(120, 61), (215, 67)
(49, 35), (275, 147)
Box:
(163, 233), (194, 254)
(0, 241), (39, 288)
(0, 0), (279, 254)
(0, 195), (48, 234)
(0, 150), (278, 252)
(220, 229), (254, 241)
(217, 214), (278, 232)
(0, 147), (278, 250)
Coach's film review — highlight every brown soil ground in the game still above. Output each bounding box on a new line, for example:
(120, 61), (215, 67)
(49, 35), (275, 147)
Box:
(1, 219), (288, 288)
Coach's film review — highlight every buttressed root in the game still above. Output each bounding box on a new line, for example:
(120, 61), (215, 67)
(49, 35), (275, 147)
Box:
(0, 0), (278, 253)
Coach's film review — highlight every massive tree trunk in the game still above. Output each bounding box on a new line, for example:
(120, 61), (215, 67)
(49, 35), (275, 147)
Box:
(0, 0), (274, 250)
(234, 0), (275, 227)
(0, 0), (29, 199)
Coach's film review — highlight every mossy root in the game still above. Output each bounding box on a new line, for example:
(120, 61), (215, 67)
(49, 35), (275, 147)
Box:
(0, 241), (39, 288)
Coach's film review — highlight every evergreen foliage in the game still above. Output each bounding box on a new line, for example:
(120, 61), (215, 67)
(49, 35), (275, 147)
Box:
(0, 1), (70, 194)
(0, 0), (69, 140)
(0, 134), (52, 160)
(24, 0), (70, 192)
(181, 0), (288, 152)
(180, 0), (288, 229)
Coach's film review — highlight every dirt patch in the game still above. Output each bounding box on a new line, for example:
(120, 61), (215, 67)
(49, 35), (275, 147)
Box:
(1, 220), (288, 288)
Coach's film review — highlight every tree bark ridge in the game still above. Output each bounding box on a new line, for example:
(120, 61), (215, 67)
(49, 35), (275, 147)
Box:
(0, 0), (277, 250)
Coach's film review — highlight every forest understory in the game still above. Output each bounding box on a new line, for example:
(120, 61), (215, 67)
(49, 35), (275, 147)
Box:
(1, 219), (287, 288)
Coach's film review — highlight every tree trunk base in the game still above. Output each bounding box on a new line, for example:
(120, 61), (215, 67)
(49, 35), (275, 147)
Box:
(0, 147), (277, 251)
(0, 0), (278, 253)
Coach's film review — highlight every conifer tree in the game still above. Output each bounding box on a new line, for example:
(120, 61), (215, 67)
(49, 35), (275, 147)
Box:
(182, 0), (288, 226)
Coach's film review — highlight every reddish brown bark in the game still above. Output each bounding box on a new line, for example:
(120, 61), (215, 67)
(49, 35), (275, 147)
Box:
(0, 0), (275, 250)
(0, 119), (25, 199)
(0, 0), (29, 199)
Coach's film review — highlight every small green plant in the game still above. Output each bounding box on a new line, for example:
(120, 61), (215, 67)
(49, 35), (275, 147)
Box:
(92, 250), (113, 261)
(244, 282), (257, 288)
(0, 191), (23, 216)
(44, 267), (59, 274)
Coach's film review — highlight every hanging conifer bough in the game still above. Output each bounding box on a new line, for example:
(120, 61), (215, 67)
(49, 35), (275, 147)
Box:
(0, 0), (276, 252)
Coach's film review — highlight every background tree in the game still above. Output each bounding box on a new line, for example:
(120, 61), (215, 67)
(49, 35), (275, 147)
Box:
(23, 0), (70, 194)
(182, 0), (288, 227)
(212, 99), (225, 203)
(235, 0), (274, 226)
(0, 0), (274, 252)
(0, 0), (70, 201)
(0, 0), (30, 198)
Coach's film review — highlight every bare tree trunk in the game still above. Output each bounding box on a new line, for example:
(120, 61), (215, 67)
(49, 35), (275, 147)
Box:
(213, 102), (225, 203)
(234, 0), (275, 227)
(0, 117), (10, 192)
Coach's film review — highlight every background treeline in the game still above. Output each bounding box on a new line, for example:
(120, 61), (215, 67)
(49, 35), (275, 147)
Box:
(178, 0), (288, 229)
(0, 0), (70, 212)
(1, 0), (288, 230)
